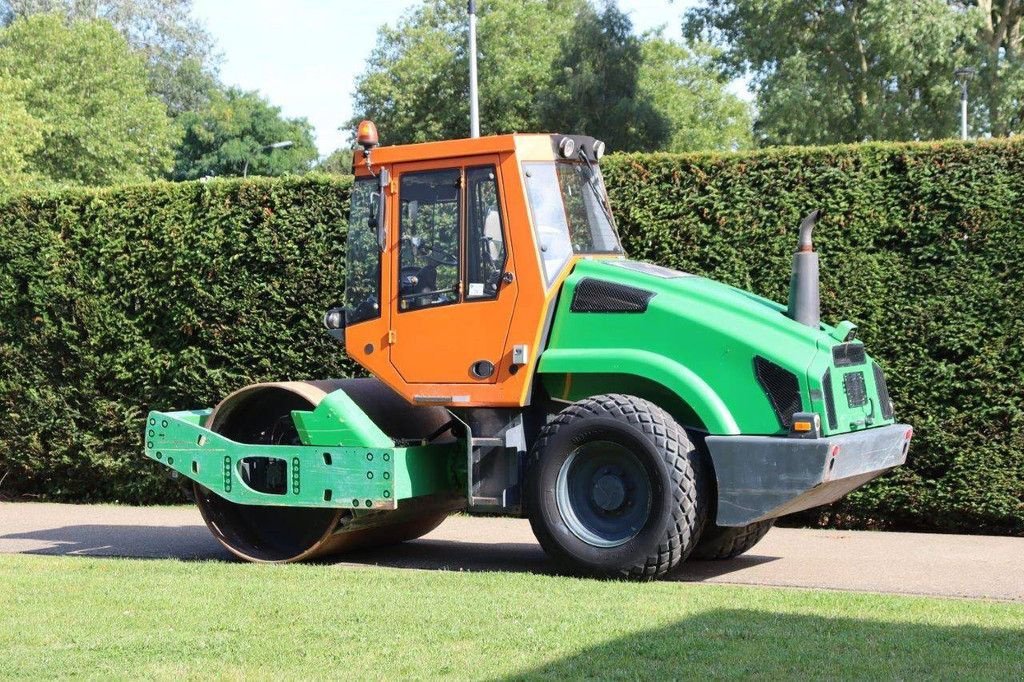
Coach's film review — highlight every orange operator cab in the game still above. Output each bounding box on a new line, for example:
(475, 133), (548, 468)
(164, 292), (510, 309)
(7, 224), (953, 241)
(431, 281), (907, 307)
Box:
(338, 130), (623, 409)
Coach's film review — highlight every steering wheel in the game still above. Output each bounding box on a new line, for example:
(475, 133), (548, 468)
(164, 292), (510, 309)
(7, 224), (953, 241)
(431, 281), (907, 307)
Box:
(399, 264), (436, 297)
(404, 235), (457, 267)
(417, 242), (457, 267)
(352, 295), (379, 320)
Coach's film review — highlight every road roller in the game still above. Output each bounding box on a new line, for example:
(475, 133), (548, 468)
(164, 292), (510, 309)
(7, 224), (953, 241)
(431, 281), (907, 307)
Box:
(144, 123), (913, 578)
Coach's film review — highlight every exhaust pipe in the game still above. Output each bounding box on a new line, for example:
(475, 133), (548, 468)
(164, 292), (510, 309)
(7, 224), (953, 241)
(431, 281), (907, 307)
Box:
(787, 209), (822, 328)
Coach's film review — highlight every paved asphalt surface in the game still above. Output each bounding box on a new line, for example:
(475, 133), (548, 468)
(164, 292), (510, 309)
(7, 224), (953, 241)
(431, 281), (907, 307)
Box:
(1, 502), (1021, 601)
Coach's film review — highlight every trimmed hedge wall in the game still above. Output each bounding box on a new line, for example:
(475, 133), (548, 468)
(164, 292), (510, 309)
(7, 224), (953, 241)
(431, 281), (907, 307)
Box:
(0, 177), (357, 504)
(604, 140), (1023, 535)
(1, 139), (1022, 534)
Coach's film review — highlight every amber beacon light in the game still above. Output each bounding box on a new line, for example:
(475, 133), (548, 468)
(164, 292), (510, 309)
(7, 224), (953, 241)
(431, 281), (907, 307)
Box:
(357, 120), (380, 149)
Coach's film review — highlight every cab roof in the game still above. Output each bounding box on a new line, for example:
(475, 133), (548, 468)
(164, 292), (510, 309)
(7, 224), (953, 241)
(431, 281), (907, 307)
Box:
(352, 133), (600, 176)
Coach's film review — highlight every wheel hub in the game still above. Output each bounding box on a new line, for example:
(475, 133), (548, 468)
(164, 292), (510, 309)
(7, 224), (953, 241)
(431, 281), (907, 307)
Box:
(592, 472), (627, 512)
(555, 441), (653, 548)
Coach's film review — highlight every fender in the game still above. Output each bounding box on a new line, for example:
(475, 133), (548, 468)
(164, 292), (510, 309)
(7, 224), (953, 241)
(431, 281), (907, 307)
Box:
(537, 347), (741, 435)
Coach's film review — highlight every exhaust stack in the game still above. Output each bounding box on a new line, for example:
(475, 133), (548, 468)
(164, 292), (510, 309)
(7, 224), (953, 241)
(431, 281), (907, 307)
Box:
(787, 209), (822, 328)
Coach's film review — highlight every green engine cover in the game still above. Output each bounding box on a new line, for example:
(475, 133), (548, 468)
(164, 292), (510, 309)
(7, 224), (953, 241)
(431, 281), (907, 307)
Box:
(539, 259), (896, 437)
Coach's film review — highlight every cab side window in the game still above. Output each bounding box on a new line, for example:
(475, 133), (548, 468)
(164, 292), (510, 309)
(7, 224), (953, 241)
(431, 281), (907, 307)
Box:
(465, 166), (506, 300)
(398, 169), (461, 311)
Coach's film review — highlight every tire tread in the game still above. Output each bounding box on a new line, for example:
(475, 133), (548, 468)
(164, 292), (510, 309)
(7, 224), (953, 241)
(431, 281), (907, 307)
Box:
(527, 393), (706, 580)
(692, 519), (774, 560)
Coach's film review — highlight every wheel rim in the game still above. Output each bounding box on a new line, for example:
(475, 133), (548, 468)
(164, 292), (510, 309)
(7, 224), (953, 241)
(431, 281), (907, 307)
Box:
(555, 440), (652, 548)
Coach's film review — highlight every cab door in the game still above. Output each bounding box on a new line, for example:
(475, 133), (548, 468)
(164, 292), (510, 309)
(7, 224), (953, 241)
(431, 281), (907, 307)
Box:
(389, 156), (518, 384)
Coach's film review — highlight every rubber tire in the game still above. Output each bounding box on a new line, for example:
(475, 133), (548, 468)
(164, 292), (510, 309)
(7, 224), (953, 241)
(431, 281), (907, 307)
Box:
(691, 520), (774, 560)
(525, 394), (708, 580)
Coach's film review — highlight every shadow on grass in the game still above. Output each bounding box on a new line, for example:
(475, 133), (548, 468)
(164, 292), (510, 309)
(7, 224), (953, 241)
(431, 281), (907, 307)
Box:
(1, 523), (780, 581)
(500, 609), (1024, 680)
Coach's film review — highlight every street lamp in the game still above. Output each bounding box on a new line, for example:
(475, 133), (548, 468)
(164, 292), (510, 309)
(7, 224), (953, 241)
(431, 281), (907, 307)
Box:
(243, 140), (294, 177)
(954, 67), (976, 141)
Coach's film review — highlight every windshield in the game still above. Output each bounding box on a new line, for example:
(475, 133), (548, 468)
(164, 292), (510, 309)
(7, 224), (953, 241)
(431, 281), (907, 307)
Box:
(344, 177), (382, 325)
(522, 161), (622, 285)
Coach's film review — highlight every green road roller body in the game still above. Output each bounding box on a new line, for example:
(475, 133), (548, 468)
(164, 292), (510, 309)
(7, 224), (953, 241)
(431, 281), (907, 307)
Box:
(144, 131), (912, 577)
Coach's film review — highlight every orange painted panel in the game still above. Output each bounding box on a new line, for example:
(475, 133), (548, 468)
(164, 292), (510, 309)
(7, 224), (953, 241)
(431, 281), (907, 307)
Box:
(388, 154), (518, 384)
(344, 133), (592, 408)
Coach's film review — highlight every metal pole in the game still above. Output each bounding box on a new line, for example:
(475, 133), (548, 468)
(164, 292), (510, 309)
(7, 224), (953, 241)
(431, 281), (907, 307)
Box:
(468, 0), (480, 138)
(960, 81), (969, 141)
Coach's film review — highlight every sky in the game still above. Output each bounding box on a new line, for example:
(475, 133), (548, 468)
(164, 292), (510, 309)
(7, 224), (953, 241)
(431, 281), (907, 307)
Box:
(191, 0), (698, 157)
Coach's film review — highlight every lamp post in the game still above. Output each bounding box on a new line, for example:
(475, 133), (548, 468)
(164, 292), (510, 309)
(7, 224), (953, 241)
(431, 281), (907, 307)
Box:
(243, 140), (294, 177)
(954, 67), (976, 141)
(468, 0), (480, 138)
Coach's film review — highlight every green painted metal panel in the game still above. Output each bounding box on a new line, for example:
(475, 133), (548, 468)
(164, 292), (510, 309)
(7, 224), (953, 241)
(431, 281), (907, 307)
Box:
(144, 410), (459, 509)
(540, 348), (740, 435)
(291, 389), (392, 448)
(540, 260), (896, 436)
(393, 446), (460, 499)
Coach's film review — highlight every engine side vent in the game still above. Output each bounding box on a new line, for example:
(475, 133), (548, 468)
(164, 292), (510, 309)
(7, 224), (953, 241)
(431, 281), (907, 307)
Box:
(843, 372), (868, 408)
(822, 369), (838, 431)
(832, 343), (866, 367)
(753, 356), (802, 429)
(873, 363), (894, 420)
(571, 278), (655, 313)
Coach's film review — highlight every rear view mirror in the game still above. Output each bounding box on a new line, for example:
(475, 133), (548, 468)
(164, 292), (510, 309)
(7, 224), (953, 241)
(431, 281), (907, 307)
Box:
(367, 192), (380, 229)
(365, 169), (389, 252)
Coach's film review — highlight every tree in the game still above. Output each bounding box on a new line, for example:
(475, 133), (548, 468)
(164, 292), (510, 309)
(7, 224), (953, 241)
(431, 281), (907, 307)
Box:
(0, 14), (178, 186)
(0, 0), (219, 115)
(317, 148), (353, 175)
(685, 0), (970, 145)
(964, 1), (1024, 136)
(637, 35), (751, 152)
(538, 1), (670, 151)
(0, 75), (45, 191)
(172, 88), (318, 180)
(349, 0), (585, 144)
(351, 0), (754, 152)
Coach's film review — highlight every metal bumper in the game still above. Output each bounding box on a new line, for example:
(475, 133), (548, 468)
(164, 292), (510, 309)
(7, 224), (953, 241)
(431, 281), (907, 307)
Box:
(705, 423), (912, 527)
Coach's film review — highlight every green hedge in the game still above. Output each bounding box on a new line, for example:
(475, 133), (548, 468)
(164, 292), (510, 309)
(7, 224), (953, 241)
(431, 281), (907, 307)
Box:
(0, 177), (357, 504)
(1, 139), (1021, 534)
(603, 140), (1023, 535)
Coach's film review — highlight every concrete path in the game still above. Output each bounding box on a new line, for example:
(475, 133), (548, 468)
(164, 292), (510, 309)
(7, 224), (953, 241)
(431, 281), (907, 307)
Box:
(1, 502), (1021, 601)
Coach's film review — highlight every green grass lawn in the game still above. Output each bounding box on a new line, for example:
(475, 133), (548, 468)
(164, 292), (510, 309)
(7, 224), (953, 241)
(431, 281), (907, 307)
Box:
(0, 555), (1021, 680)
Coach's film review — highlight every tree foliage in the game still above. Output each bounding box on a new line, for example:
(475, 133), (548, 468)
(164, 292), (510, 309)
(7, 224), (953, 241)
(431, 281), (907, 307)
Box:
(0, 14), (178, 186)
(0, 0), (219, 115)
(318, 148), (354, 175)
(350, 0), (753, 152)
(686, 0), (1024, 144)
(686, 0), (970, 145)
(966, 0), (1024, 136)
(0, 75), (45, 192)
(538, 1), (669, 151)
(350, 0), (584, 144)
(638, 35), (751, 152)
(172, 87), (318, 180)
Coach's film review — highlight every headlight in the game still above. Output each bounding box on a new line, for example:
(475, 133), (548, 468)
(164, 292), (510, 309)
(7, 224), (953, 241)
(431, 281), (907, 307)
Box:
(558, 137), (576, 158)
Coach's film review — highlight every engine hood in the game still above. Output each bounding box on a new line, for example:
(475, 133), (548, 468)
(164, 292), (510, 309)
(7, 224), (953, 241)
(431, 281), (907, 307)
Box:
(540, 258), (891, 436)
